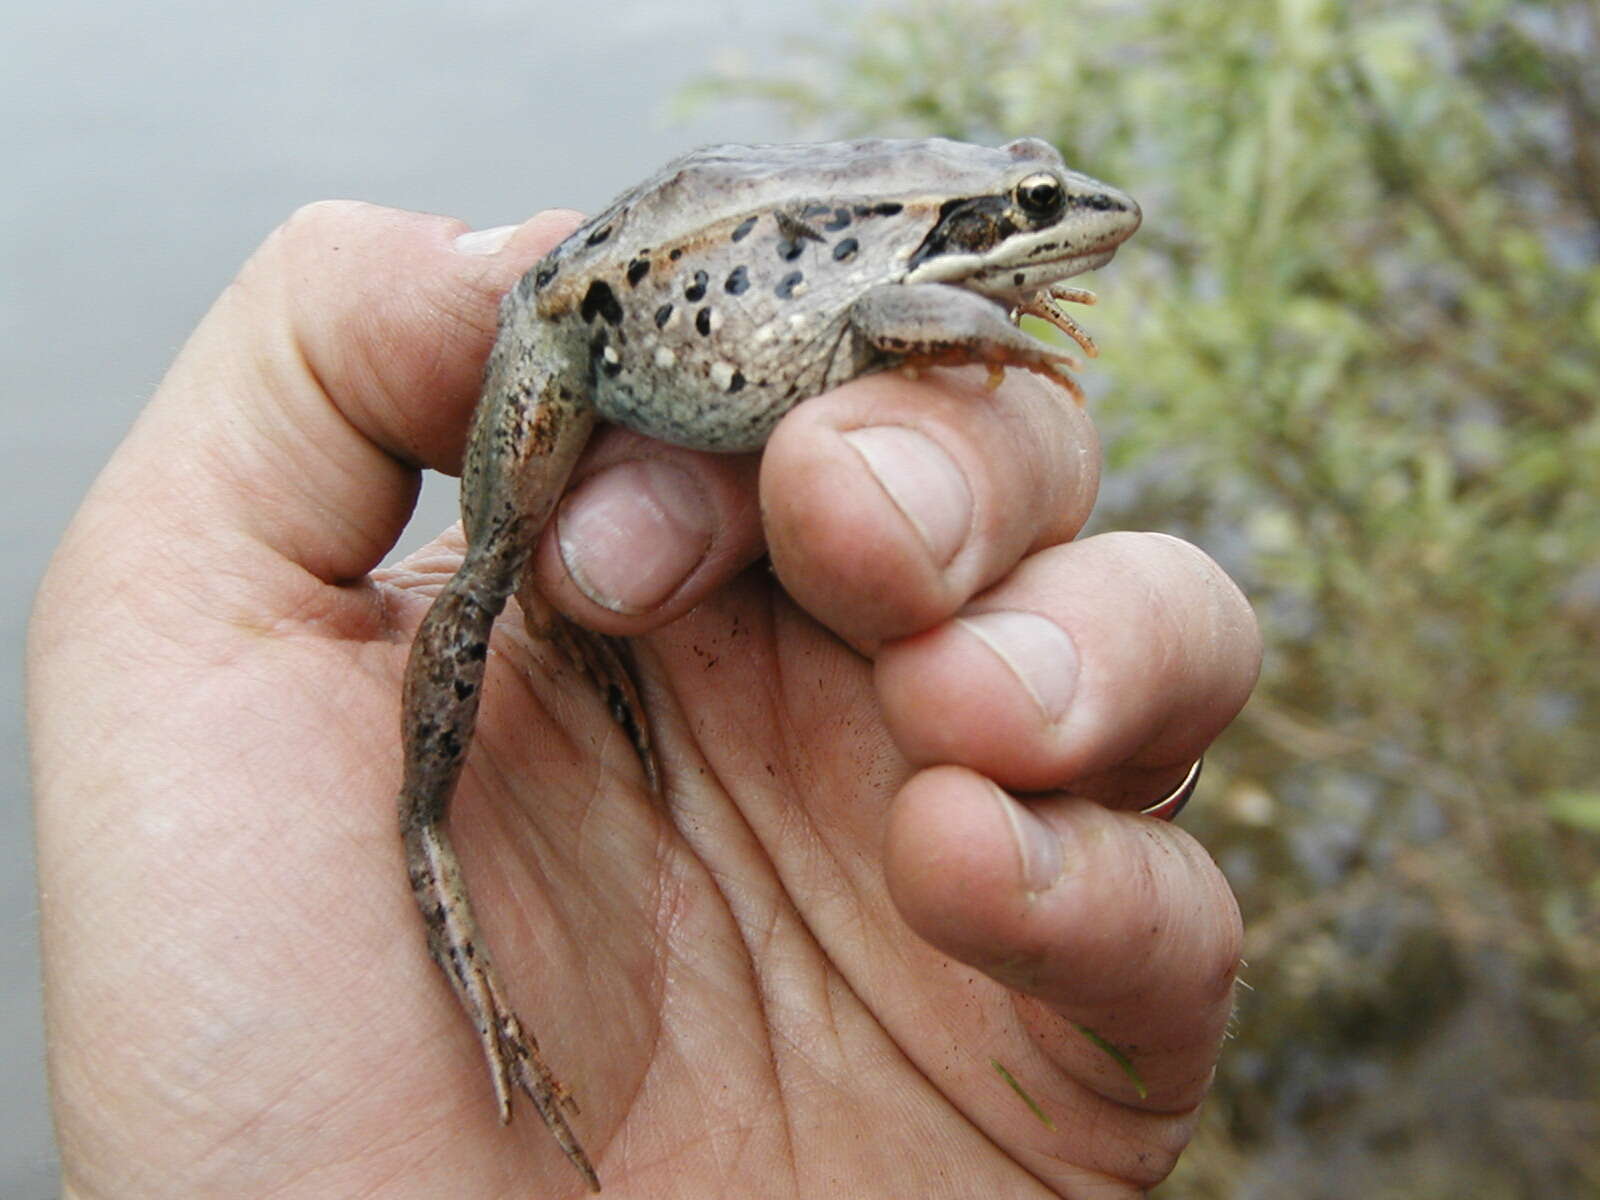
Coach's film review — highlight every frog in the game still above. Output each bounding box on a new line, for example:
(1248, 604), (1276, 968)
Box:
(397, 136), (1141, 1191)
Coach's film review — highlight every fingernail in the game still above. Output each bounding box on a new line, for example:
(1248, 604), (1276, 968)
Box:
(556, 460), (714, 614)
(993, 783), (1064, 893)
(452, 224), (519, 256)
(956, 611), (1079, 723)
(842, 426), (972, 566)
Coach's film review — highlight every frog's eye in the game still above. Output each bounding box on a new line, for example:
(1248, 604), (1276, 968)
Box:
(1015, 173), (1065, 217)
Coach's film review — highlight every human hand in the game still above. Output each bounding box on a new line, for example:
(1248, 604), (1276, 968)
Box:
(29, 200), (1257, 1197)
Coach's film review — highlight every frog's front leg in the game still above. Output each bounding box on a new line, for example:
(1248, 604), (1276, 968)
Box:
(397, 298), (602, 1190)
(848, 282), (1088, 401)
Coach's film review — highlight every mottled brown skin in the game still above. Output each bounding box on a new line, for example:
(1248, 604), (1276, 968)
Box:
(397, 137), (1141, 1191)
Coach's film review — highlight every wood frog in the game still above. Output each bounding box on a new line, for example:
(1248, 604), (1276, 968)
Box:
(397, 137), (1141, 1190)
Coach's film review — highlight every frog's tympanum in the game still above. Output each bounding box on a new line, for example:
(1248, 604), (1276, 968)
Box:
(397, 137), (1141, 1190)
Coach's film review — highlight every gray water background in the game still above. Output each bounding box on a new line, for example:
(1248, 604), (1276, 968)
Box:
(4, 2), (796, 1190)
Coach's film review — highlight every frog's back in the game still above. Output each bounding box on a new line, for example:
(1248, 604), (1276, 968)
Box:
(539, 138), (1064, 285)
(516, 137), (1080, 453)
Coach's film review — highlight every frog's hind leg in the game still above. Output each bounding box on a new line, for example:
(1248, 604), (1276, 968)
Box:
(849, 282), (1088, 402)
(396, 312), (603, 1190)
(516, 580), (662, 796)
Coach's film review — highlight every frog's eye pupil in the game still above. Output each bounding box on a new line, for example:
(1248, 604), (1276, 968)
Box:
(1017, 174), (1064, 216)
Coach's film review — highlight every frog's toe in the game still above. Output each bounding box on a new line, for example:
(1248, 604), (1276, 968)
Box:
(489, 995), (602, 1190)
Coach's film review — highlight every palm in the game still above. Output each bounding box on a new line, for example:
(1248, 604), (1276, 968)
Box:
(339, 553), (1062, 1196)
(205, 548), (1063, 1195)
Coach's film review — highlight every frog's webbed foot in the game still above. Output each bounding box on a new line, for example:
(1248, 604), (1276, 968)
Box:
(404, 815), (601, 1192)
(849, 282), (1091, 403)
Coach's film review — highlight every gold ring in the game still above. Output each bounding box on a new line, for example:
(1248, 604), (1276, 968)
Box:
(1137, 757), (1202, 821)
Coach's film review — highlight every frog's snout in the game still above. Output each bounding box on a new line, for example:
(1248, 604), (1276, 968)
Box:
(1064, 172), (1141, 245)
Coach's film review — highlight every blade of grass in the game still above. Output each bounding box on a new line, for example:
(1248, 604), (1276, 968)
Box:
(990, 1058), (1055, 1130)
(1074, 1023), (1149, 1100)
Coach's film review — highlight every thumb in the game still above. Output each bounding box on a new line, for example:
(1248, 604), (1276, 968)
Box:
(89, 201), (581, 591)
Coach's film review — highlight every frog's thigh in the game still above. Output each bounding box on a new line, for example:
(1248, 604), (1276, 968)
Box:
(849, 283), (1070, 370)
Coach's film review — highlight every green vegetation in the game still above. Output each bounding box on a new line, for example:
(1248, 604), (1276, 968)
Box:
(700, 1), (1600, 1193)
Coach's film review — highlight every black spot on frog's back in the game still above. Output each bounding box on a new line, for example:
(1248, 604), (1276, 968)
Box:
(800, 202), (852, 233)
(581, 279), (623, 326)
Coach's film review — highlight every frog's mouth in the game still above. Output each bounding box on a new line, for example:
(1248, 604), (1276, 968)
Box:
(914, 232), (1129, 294)
(907, 239), (1130, 303)
(990, 246), (1121, 292)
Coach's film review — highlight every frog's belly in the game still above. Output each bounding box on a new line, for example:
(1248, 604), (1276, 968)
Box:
(591, 377), (786, 452)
